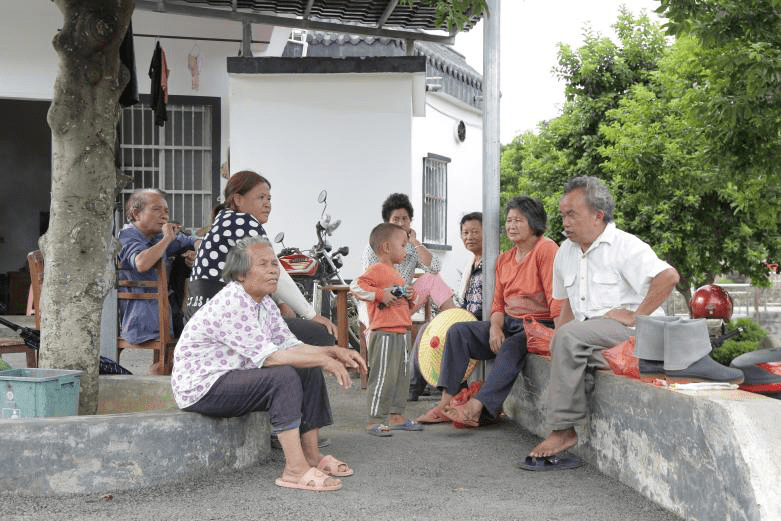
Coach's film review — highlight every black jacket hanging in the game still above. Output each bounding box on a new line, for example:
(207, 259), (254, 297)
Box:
(119, 21), (139, 108)
(149, 41), (168, 126)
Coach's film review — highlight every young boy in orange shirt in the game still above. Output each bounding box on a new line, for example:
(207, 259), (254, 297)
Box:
(351, 223), (424, 436)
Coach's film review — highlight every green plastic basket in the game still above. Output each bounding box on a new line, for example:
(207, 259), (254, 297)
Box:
(0, 368), (83, 418)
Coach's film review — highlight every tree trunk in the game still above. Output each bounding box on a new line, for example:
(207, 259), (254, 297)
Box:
(42, 0), (134, 414)
(678, 285), (693, 317)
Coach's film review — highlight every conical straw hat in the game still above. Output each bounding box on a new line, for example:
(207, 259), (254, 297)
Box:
(418, 308), (479, 386)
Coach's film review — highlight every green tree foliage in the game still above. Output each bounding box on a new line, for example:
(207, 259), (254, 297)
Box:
(501, 8), (781, 299)
(554, 13), (668, 178)
(711, 317), (768, 365)
(657, 1), (781, 186)
(655, 0), (781, 236)
(601, 33), (781, 296)
(501, 9), (668, 242)
(400, 0), (488, 31)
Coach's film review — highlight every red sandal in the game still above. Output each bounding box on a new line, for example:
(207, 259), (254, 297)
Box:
(441, 403), (480, 428)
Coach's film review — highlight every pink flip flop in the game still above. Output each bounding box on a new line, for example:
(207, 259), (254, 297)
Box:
(275, 467), (342, 492)
(317, 455), (354, 477)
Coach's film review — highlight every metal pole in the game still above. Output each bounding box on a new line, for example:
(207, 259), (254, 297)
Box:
(241, 19), (253, 57)
(405, 38), (415, 56)
(481, 0), (500, 380)
(482, 0), (500, 319)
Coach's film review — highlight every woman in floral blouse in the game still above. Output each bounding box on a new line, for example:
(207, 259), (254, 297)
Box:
(172, 236), (366, 492)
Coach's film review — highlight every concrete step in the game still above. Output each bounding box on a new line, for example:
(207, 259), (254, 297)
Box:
(0, 376), (271, 495)
(505, 355), (781, 521)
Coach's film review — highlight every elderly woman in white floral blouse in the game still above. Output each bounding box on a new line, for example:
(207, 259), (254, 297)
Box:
(172, 236), (366, 492)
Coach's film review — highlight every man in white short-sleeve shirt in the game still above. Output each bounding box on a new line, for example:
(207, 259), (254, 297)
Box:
(551, 221), (673, 322)
(529, 176), (682, 461)
(528, 176), (743, 464)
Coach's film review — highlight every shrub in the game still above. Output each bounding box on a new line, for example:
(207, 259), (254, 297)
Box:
(711, 318), (768, 365)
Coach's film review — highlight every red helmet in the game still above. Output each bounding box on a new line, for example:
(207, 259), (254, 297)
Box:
(691, 284), (733, 320)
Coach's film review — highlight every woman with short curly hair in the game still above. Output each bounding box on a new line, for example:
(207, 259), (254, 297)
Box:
(361, 193), (457, 312)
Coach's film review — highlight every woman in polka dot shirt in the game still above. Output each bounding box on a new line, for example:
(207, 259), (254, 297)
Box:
(186, 170), (338, 346)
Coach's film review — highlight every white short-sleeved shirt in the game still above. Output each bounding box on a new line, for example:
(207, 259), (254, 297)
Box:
(552, 223), (672, 321)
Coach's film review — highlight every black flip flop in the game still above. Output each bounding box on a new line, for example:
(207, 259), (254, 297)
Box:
(517, 454), (584, 471)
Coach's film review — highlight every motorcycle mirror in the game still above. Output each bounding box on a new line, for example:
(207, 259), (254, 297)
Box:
(318, 190), (329, 220)
(273, 232), (285, 244)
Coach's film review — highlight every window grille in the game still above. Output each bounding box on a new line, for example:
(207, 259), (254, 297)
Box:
(117, 97), (218, 233)
(422, 154), (450, 245)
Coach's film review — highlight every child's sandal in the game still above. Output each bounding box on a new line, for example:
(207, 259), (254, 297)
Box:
(367, 424), (393, 437)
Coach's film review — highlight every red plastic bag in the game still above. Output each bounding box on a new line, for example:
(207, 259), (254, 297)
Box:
(758, 362), (781, 376)
(525, 317), (555, 355)
(602, 336), (643, 380)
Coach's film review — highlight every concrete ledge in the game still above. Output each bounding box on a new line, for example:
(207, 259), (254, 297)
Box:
(504, 355), (781, 521)
(96, 375), (178, 414)
(0, 376), (271, 496)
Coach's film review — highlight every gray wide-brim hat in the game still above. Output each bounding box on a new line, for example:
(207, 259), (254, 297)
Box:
(730, 347), (781, 389)
(663, 318), (713, 370)
(634, 315), (680, 361)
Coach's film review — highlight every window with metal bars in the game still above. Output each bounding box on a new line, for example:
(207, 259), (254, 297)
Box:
(422, 153), (450, 246)
(116, 95), (220, 234)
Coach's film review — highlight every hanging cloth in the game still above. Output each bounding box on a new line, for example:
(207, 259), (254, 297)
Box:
(149, 41), (169, 126)
(187, 43), (202, 91)
(118, 21), (139, 107)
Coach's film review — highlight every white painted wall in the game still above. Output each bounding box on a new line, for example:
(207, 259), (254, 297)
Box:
(1, 3), (484, 290)
(0, 2), (61, 101)
(229, 72), (483, 288)
(411, 92), (484, 289)
(229, 72), (420, 280)
(0, 3), (287, 274)
(0, 2), (290, 171)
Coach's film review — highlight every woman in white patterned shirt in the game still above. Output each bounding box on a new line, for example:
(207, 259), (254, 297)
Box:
(173, 236), (366, 492)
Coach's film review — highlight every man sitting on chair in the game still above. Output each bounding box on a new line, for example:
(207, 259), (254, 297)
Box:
(117, 189), (200, 374)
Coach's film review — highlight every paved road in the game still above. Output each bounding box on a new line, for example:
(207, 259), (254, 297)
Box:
(0, 319), (681, 521)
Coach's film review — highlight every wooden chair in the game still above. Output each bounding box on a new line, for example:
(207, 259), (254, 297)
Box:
(28, 251), (44, 326)
(116, 259), (175, 375)
(0, 251), (42, 368)
(0, 337), (36, 368)
(322, 284), (351, 348)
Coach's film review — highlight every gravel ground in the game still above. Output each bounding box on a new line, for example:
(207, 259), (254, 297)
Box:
(1, 317), (682, 521)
